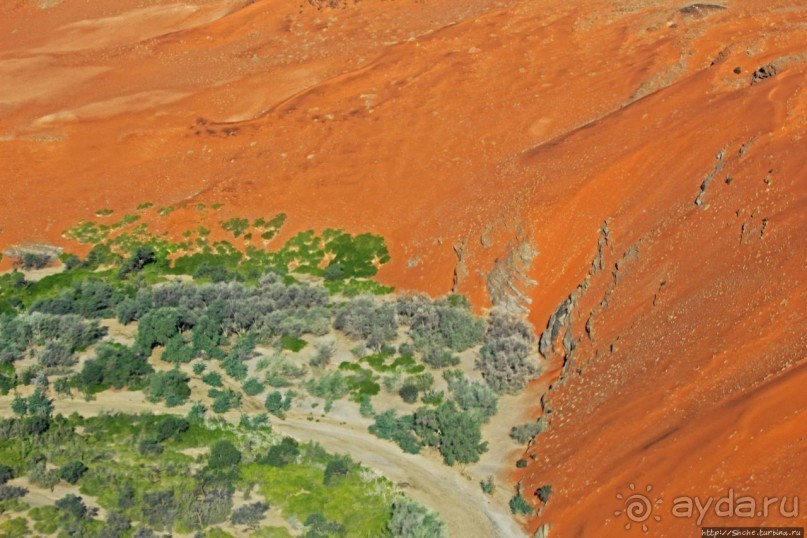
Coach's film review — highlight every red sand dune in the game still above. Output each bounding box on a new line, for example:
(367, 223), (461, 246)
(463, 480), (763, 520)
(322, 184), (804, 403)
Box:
(1, 0), (805, 536)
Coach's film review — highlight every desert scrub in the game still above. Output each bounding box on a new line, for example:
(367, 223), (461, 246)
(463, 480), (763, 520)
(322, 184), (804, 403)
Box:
(510, 420), (544, 444)
(0, 412), (423, 536)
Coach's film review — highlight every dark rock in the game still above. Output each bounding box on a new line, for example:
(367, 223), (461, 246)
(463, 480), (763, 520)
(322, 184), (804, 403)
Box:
(752, 64), (778, 84)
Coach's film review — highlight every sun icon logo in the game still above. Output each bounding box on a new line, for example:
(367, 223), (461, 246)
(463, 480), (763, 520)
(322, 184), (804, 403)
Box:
(614, 483), (663, 533)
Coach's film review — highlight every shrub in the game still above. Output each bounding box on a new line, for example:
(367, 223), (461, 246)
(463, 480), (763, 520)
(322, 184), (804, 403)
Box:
(116, 483), (136, 510)
(333, 297), (398, 349)
(515, 459), (528, 468)
(407, 372), (434, 392)
(11, 394), (27, 416)
(0, 373), (16, 395)
(20, 252), (53, 270)
(0, 485), (27, 500)
(221, 354), (248, 382)
(29, 463), (59, 489)
(202, 371), (223, 387)
(323, 457), (350, 485)
(209, 440), (241, 470)
(433, 304), (485, 351)
(103, 511), (132, 537)
(137, 439), (164, 457)
(116, 297), (148, 325)
(475, 312), (536, 393)
(163, 335), (194, 364)
(221, 218), (249, 238)
(443, 370), (498, 422)
(303, 371), (349, 406)
(480, 476), (494, 495)
(58, 461), (88, 484)
(264, 391), (285, 417)
(141, 490), (176, 530)
(37, 341), (75, 367)
(30, 279), (122, 319)
(186, 487), (232, 528)
(388, 497), (447, 538)
(358, 394), (374, 417)
(509, 491), (533, 516)
(0, 465), (13, 486)
(304, 512), (346, 537)
(536, 484), (553, 503)
(368, 411), (422, 455)
(55, 494), (89, 520)
(187, 402), (207, 424)
(155, 416), (190, 442)
(0, 517), (28, 537)
(134, 307), (195, 356)
(118, 246), (157, 277)
(26, 389), (53, 417)
(243, 377), (264, 396)
(421, 390), (443, 405)
(231, 501), (269, 529)
(280, 335), (307, 352)
(147, 370), (191, 406)
(84, 342), (153, 390)
(263, 437), (299, 467)
(210, 389), (241, 413)
(322, 231), (390, 278)
(422, 346), (460, 368)
(510, 421), (544, 444)
(398, 384), (419, 404)
(411, 400), (488, 465)
(309, 341), (334, 368)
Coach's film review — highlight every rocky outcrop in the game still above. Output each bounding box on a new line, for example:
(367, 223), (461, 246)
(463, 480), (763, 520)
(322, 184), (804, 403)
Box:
(486, 228), (538, 316)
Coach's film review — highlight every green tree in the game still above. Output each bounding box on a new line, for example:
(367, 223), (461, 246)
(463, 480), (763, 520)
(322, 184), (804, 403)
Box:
(155, 417), (190, 442)
(58, 461), (88, 485)
(323, 458), (350, 485)
(94, 342), (153, 389)
(147, 370), (191, 406)
(263, 437), (300, 467)
(55, 494), (89, 520)
(10, 393), (27, 416)
(27, 389), (53, 417)
(264, 391), (284, 417)
(208, 440), (241, 470)
(134, 307), (195, 356)
(163, 335), (194, 365)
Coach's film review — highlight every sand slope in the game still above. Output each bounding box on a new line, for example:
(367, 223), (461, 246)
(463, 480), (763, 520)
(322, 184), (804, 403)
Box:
(1, 1), (805, 536)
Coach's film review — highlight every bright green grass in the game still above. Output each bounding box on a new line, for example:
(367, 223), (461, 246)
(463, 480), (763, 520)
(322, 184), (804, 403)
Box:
(243, 463), (393, 537)
(280, 336), (307, 353)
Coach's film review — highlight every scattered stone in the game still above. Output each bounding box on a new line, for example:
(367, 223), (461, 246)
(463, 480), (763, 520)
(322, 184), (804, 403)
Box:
(695, 148), (726, 206)
(760, 218), (769, 239)
(534, 524), (552, 538)
(680, 4), (726, 15)
(591, 220), (610, 274)
(739, 137), (756, 157)
(751, 64), (778, 84)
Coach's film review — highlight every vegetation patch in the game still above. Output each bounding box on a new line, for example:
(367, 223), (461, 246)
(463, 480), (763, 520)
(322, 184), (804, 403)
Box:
(0, 206), (542, 535)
